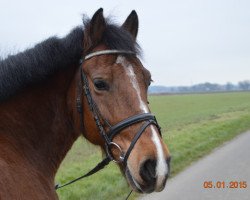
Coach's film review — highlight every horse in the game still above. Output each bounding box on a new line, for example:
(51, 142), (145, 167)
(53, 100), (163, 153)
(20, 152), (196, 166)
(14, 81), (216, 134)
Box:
(0, 8), (171, 199)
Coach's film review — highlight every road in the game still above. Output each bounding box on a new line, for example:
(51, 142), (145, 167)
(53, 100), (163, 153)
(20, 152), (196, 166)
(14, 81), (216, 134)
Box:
(140, 131), (250, 200)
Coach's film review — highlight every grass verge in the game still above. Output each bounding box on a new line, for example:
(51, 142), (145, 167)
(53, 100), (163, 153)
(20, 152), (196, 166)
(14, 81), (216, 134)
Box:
(56, 92), (250, 200)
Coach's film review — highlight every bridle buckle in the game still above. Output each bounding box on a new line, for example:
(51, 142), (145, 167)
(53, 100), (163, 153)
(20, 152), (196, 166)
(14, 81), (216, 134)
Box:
(105, 142), (125, 163)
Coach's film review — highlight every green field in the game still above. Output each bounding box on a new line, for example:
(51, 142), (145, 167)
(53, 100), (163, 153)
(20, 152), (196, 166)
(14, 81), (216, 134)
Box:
(56, 92), (250, 200)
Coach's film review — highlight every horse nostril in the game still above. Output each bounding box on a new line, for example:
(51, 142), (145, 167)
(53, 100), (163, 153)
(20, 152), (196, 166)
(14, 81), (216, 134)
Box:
(140, 159), (157, 183)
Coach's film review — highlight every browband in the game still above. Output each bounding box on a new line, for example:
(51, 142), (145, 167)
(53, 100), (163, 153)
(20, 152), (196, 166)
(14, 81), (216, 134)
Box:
(85, 50), (135, 60)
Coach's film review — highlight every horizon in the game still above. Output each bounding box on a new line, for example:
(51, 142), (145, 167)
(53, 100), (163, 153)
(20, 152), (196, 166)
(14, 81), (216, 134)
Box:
(149, 80), (250, 94)
(151, 80), (250, 87)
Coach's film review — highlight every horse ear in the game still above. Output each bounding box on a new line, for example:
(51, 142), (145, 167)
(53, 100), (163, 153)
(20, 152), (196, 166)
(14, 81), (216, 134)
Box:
(122, 10), (139, 40)
(84, 8), (106, 51)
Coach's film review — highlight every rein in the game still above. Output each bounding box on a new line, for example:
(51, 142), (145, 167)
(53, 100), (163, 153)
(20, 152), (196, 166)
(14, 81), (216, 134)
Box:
(55, 50), (162, 198)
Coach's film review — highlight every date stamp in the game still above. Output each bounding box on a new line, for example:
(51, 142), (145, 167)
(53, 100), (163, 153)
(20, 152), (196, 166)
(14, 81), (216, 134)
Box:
(203, 181), (247, 189)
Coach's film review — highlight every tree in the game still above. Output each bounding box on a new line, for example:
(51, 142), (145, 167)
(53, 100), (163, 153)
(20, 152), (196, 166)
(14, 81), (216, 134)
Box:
(238, 80), (250, 90)
(226, 82), (234, 91)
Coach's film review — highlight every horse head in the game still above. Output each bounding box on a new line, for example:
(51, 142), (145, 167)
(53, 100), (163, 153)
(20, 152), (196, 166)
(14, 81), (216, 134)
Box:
(76, 8), (171, 193)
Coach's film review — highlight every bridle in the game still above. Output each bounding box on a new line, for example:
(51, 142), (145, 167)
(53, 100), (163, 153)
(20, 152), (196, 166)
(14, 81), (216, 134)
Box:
(55, 50), (162, 193)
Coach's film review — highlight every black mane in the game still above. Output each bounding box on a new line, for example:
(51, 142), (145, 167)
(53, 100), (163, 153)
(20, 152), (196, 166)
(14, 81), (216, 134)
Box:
(0, 17), (140, 102)
(0, 27), (83, 102)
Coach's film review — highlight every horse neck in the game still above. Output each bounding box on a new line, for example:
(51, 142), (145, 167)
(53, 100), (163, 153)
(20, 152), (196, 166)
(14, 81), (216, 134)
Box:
(0, 65), (80, 178)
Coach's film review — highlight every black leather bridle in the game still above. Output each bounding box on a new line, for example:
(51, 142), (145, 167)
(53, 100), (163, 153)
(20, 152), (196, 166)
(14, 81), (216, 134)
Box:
(55, 50), (162, 191)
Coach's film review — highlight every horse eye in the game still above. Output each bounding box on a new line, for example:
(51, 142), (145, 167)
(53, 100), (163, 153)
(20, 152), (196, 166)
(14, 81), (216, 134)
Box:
(94, 79), (109, 91)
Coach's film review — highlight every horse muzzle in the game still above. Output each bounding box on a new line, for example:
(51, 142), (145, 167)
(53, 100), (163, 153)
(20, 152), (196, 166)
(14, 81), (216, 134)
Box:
(125, 157), (171, 193)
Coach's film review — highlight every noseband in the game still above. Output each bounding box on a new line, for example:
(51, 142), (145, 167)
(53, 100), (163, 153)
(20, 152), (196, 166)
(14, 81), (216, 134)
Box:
(55, 50), (162, 190)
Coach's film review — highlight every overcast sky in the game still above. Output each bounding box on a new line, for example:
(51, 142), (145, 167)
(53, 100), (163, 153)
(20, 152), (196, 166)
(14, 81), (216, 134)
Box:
(0, 0), (249, 86)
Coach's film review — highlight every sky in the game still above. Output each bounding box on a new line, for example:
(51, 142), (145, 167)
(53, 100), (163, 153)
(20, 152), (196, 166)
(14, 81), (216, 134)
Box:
(0, 0), (249, 86)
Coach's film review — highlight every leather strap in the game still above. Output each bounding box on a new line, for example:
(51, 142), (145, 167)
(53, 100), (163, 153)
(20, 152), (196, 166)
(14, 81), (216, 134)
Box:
(55, 157), (111, 190)
(85, 50), (135, 60)
(123, 120), (160, 165)
(108, 113), (158, 140)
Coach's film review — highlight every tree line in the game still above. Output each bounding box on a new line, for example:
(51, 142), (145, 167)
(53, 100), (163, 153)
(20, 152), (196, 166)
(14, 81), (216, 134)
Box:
(149, 80), (250, 94)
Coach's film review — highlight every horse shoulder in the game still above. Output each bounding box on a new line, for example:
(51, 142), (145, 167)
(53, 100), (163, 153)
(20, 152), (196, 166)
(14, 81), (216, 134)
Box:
(0, 140), (58, 200)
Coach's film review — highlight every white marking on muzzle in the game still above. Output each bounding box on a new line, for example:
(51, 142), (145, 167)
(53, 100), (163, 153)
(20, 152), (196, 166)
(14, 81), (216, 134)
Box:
(116, 56), (168, 190)
(151, 126), (168, 190)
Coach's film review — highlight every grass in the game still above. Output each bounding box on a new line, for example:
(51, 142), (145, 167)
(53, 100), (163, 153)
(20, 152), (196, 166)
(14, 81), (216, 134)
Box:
(55, 92), (250, 200)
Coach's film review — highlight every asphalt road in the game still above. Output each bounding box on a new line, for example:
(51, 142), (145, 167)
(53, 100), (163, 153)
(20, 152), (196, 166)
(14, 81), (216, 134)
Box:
(140, 131), (250, 200)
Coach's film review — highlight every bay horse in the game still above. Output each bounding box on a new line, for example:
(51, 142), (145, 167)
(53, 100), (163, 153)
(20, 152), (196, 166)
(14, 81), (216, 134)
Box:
(0, 8), (170, 199)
